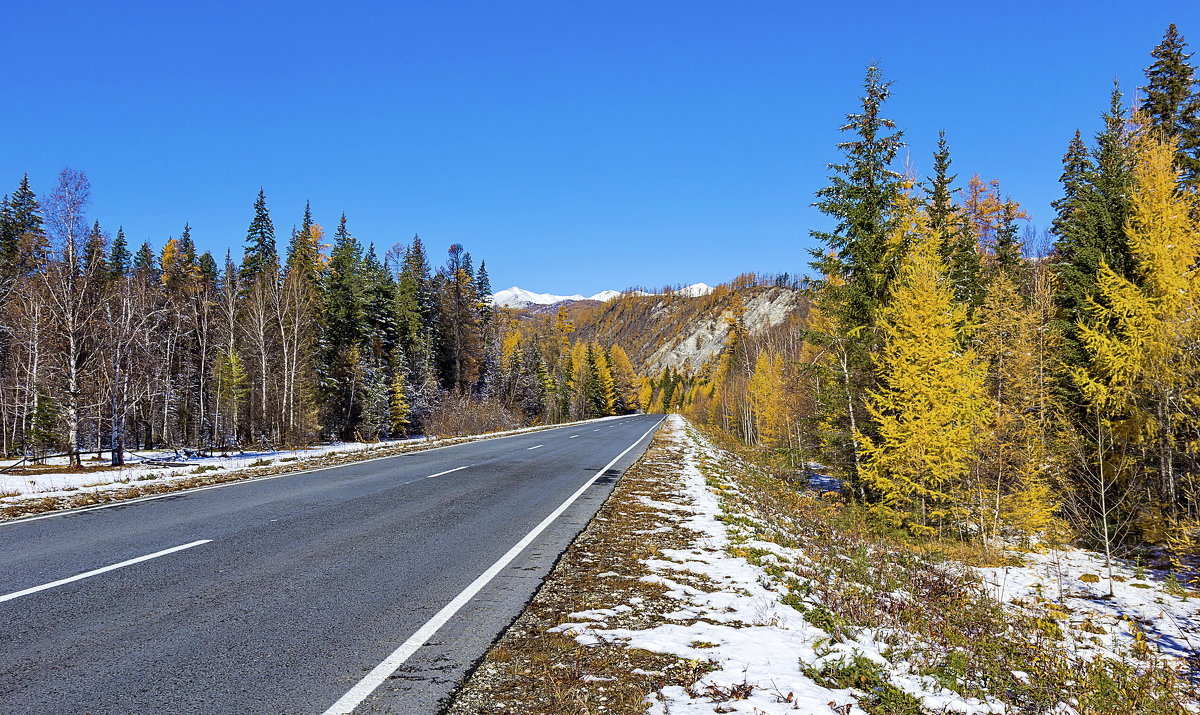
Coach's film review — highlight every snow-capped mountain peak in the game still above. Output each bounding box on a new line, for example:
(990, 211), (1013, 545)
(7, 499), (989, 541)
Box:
(491, 283), (713, 308)
(678, 282), (713, 297)
(491, 286), (585, 308)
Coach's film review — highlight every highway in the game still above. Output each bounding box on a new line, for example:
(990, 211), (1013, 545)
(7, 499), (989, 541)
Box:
(0, 414), (663, 714)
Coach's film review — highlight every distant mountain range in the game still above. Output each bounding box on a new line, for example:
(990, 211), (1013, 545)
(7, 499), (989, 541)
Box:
(491, 283), (713, 309)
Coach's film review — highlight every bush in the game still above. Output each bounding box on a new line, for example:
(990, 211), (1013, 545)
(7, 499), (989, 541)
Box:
(424, 393), (524, 437)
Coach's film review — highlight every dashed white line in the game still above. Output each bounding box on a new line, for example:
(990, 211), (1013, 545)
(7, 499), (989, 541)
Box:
(526, 445), (543, 450)
(0, 539), (213, 604)
(424, 465), (471, 479)
(569, 435), (579, 439)
(321, 417), (664, 715)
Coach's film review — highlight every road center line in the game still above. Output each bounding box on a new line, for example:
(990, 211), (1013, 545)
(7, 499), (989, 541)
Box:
(0, 415), (638, 528)
(322, 417), (664, 715)
(526, 445), (543, 450)
(424, 465), (470, 479)
(0, 539), (213, 604)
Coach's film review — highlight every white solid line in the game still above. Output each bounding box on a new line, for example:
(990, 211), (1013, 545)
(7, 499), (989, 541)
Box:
(321, 417), (664, 715)
(424, 465), (470, 479)
(526, 445), (543, 450)
(0, 539), (213, 604)
(1, 415), (639, 528)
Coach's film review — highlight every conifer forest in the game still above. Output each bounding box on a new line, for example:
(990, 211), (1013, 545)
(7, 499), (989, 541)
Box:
(659, 23), (1200, 563)
(5, 22), (1200, 570)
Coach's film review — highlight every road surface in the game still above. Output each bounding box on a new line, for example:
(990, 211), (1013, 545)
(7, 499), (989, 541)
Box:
(0, 414), (664, 714)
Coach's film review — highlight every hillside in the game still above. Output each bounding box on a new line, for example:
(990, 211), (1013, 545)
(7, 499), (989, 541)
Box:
(566, 280), (810, 374)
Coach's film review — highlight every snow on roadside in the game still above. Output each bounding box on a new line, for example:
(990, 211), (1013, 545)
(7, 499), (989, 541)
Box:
(0, 415), (625, 503)
(550, 415), (1003, 714)
(978, 548), (1200, 668)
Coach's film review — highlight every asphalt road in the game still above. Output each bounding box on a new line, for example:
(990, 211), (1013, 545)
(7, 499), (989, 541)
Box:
(0, 413), (664, 714)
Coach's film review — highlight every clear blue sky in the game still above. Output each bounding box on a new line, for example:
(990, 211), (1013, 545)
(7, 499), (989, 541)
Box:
(3, 1), (1197, 295)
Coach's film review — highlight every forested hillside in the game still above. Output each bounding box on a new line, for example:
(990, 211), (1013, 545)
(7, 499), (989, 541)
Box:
(574, 25), (1200, 575)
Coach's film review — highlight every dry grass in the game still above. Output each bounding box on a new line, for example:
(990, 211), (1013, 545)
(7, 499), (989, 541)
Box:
(448, 429), (716, 714)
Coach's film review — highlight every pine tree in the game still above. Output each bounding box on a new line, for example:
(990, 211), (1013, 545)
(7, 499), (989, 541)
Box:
(1141, 24), (1200, 183)
(858, 194), (989, 535)
(240, 188), (277, 286)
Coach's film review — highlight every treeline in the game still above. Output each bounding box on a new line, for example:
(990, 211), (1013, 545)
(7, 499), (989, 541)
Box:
(677, 24), (1200, 566)
(0, 177), (639, 467)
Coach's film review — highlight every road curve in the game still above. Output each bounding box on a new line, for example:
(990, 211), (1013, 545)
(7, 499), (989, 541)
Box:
(0, 414), (664, 714)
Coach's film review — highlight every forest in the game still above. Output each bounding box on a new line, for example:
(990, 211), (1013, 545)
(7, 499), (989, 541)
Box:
(650, 24), (1200, 569)
(0, 181), (640, 468)
(6, 22), (1200, 574)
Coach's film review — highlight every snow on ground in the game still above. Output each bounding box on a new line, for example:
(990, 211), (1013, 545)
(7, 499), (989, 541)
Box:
(0, 440), (404, 500)
(0, 416), (624, 503)
(549, 415), (1004, 714)
(978, 548), (1200, 667)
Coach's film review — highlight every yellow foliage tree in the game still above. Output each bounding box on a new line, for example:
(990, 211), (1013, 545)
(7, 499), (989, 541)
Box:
(975, 272), (1060, 544)
(748, 351), (787, 446)
(858, 195), (990, 535)
(1073, 132), (1200, 528)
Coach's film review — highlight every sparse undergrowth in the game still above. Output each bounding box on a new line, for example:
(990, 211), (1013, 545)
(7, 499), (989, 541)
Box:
(453, 416), (1196, 714)
(698, 423), (1196, 714)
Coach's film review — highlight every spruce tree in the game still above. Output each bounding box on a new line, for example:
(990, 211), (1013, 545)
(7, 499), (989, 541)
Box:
(925, 131), (981, 308)
(109, 227), (130, 278)
(395, 235), (432, 380)
(810, 64), (905, 337)
(197, 251), (218, 286)
(991, 202), (1024, 280)
(1052, 86), (1135, 362)
(1141, 24), (1200, 183)
(1, 174), (44, 274)
(807, 64), (904, 480)
(178, 223), (196, 264)
(240, 188), (277, 285)
(84, 221), (108, 276)
(361, 243), (398, 363)
(322, 215), (366, 438)
(134, 241), (158, 278)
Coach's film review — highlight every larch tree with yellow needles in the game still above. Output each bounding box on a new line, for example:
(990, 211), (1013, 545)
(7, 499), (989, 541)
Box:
(858, 195), (990, 536)
(1073, 132), (1200, 550)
